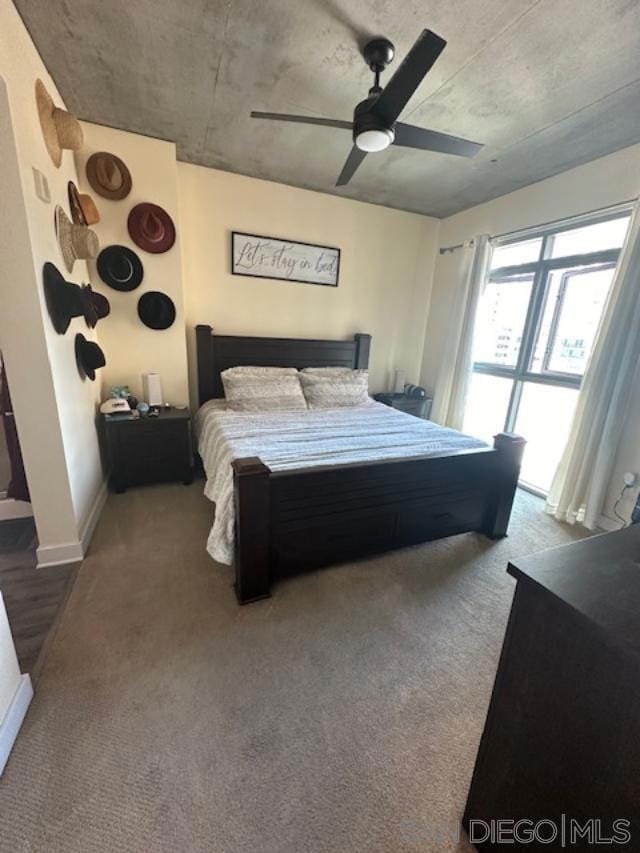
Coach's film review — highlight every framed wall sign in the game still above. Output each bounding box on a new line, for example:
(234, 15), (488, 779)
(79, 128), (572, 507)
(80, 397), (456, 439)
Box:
(231, 231), (340, 287)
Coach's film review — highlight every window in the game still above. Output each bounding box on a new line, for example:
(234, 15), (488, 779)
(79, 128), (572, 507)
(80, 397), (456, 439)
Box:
(463, 210), (631, 494)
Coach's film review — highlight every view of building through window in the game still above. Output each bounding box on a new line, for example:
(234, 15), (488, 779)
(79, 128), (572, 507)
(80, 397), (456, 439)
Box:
(463, 211), (631, 494)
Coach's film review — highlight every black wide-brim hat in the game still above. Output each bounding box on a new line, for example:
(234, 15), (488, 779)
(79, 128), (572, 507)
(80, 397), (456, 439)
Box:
(80, 284), (111, 329)
(96, 245), (143, 291)
(43, 262), (84, 334)
(138, 291), (176, 330)
(75, 333), (106, 381)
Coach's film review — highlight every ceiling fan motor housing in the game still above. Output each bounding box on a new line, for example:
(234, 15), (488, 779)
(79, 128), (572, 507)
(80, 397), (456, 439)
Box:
(353, 96), (395, 146)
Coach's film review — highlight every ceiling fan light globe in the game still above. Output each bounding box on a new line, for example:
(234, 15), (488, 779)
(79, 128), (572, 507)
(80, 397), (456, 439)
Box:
(355, 128), (394, 152)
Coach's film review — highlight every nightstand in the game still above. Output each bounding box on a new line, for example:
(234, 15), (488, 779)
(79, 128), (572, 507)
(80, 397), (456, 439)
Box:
(102, 408), (193, 493)
(373, 392), (432, 419)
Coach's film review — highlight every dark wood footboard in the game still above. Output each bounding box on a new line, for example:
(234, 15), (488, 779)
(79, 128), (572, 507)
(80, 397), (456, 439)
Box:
(232, 433), (525, 604)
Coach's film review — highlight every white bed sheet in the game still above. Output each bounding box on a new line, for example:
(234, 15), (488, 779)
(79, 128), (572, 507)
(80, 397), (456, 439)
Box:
(195, 401), (487, 565)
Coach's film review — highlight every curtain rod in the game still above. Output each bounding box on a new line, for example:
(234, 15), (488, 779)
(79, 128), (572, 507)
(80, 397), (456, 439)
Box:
(438, 198), (638, 255)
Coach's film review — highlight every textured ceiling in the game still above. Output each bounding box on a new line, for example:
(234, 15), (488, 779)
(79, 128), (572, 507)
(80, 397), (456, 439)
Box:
(14, 0), (640, 217)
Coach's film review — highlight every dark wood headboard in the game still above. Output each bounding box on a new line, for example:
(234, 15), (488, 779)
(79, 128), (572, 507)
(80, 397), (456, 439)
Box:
(195, 325), (372, 405)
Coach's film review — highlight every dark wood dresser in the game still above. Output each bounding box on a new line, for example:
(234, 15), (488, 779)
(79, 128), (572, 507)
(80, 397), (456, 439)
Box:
(463, 525), (640, 850)
(373, 392), (432, 419)
(102, 408), (193, 493)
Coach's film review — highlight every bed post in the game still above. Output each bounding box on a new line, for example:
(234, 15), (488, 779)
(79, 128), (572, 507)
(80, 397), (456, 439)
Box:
(354, 333), (371, 369)
(196, 324), (215, 406)
(232, 457), (272, 604)
(484, 433), (526, 539)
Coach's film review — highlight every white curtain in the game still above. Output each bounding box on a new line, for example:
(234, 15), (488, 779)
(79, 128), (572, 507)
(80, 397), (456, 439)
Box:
(431, 235), (492, 430)
(547, 204), (640, 528)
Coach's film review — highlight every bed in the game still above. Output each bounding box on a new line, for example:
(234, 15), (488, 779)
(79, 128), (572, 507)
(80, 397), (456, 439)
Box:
(195, 325), (526, 604)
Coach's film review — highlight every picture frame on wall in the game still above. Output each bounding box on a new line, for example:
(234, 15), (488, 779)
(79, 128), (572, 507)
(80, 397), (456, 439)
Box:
(231, 231), (340, 287)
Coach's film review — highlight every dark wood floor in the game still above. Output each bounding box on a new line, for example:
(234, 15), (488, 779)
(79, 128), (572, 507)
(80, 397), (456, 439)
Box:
(0, 517), (76, 678)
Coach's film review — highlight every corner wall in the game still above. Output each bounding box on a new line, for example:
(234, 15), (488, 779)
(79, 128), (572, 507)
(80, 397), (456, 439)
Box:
(76, 123), (189, 405)
(0, 2), (105, 564)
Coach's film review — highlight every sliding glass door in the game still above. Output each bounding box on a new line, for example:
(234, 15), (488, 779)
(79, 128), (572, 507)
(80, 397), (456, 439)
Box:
(462, 212), (631, 494)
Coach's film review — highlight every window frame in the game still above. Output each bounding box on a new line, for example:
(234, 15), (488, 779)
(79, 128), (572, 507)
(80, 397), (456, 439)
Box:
(469, 207), (631, 467)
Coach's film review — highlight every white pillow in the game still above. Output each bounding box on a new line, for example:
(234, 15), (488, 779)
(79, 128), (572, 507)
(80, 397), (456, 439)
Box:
(222, 372), (307, 412)
(299, 371), (372, 409)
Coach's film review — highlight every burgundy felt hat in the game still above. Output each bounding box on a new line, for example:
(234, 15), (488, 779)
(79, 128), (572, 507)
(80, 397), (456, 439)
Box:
(127, 203), (176, 254)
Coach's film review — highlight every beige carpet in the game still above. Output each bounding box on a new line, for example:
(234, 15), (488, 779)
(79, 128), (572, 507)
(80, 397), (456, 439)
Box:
(0, 484), (589, 853)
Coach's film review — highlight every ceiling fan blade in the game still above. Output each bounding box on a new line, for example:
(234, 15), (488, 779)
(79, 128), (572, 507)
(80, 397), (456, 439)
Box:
(394, 122), (483, 157)
(336, 145), (367, 186)
(250, 111), (352, 131)
(371, 30), (446, 127)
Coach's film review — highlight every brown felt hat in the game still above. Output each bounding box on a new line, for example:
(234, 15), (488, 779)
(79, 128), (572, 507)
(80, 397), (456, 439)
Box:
(55, 205), (99, 273)
(68, 181), (100, 227)
(127, 203), (176, 254)
(86, 151), (132, 201)
(35, 79), (83, 168)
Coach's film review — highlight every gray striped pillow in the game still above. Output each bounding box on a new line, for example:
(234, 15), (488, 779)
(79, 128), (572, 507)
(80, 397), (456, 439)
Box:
(222, 372), (307, 412)
(299, 371), (372, 409)
(222, 366), (299, 377)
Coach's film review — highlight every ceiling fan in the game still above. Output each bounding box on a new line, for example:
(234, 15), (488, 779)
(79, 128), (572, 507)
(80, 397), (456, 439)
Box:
(250, 29), (483, 186)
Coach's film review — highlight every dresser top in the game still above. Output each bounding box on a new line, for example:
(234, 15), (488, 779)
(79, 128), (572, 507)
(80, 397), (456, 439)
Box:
(509, 524), (640, 662)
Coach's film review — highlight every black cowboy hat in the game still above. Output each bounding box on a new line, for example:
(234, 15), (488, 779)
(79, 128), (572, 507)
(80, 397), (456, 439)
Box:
(137, 291), (176, 330)
(43, 262), (84, 334)
(75, 333), (106, 382)
(80, 284), (110, 329)
(96, 245), (143, 292)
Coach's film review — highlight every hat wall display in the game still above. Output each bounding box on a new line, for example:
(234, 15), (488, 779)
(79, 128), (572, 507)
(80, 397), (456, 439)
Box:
(35, 79), (83, 168)
(137, 291), (176, 330)
(75, 334), (106, 382)
(128, 203), (176, 254)
(97, 245), (144, 292)
(80, 284), (110, 329)
(86, 152), (132, 201)
(43, 262), (84, 334)
(55, 205), (99, 273)
(68, 181), (100, 227)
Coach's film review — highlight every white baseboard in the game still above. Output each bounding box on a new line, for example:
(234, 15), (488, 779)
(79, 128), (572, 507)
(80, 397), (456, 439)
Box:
(597, 514), (626, 532)
(36, 539), (83, 568)
(79, 480), (108, 555)
(36, 480), (107, 568)
(0, 498), (33, 521)
(0, 674), (33, 775)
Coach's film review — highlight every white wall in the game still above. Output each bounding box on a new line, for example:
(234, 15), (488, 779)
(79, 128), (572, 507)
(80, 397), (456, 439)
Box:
(178, 164), (440, 404)
(76, 123), (189, 405)
(0, 1), (105, 564)
(0, 594), (21, 723)
(422, 143), (640, 525)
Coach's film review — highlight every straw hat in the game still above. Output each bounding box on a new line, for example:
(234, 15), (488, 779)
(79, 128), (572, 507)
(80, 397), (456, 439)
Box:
(35, 79), (83, 168)
(128, 203), (176, 254)
(68, 181), (100, 227)
(75, 334), (106, 382)
(86, 151), (132, 200)
(55, 205), (99, 273)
